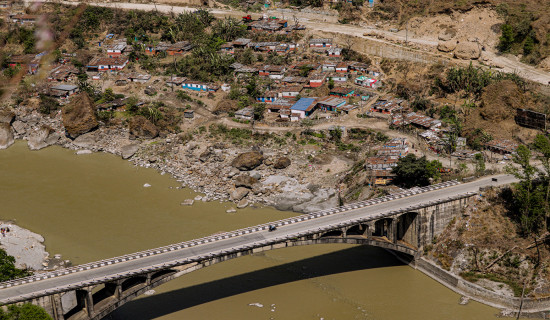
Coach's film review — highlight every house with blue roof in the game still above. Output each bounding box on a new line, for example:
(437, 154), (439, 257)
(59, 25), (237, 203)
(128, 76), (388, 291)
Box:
(287, 97), (317, 121)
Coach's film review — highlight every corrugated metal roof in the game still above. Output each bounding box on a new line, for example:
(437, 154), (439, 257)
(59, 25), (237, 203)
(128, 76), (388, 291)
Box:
(291, 98), (317, 111)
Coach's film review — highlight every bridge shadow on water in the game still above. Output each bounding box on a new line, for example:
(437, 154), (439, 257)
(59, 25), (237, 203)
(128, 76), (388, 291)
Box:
(107, 245), (405, 319)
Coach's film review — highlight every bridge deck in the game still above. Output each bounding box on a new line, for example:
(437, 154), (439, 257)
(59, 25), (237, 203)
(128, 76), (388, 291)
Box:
(0, 174), (517, 304)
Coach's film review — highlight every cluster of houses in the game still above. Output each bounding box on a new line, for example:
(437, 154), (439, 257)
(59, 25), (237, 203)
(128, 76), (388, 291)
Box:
(365, 138), (410, 185)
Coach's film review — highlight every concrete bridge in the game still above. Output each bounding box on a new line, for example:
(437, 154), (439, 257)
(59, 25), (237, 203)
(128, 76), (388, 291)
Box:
(0, 174), (517, 319)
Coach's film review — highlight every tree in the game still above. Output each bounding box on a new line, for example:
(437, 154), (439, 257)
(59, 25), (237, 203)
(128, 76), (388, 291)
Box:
(533, 134), (550, 229)
(0, 248), (30, 282)
(0, 303), (52, 320)
(328, 78), (335, 90)
(474, 153), (485, 175)
(498, 24), (515, 52)
(392, 154), (442, 188)
(253, 104), (265, 121)
(506, 145), (545, 246)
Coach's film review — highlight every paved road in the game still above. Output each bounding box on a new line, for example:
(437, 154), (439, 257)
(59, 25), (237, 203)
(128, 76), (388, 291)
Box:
(0, 174), (517, 303)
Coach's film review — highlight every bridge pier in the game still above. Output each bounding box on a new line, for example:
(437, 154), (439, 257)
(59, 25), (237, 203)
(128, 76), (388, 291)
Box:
(85, 288), (94, 317)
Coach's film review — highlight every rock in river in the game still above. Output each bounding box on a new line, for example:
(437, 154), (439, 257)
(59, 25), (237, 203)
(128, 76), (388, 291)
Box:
(231, 151), (263, 171)
(0, 123), (14, 150)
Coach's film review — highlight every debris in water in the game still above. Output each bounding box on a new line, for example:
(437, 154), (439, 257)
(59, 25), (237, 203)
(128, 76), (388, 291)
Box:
(143, 183), (151, 187)
(248, 303), (263, 308)
(144, 290), (155, 295)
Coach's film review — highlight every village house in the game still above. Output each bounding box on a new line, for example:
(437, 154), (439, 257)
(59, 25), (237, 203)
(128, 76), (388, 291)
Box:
(258, 65), (286, 79)
(8, 54), (41, 74)
(349, 62), (369, 73)
(235, 107), (254, 120)
(392, 112), (441, 130)
(485, 139), (519, 155)
(248, 42), (280, 52)
(355, 76), (381, 89)
(256, 91), (278, 103)
(327, 73), (348, 83)
(230, 62), (257, 76)
(9, 14), (37, 25)
(378, 138), (409, 157)
(368, 67), (382, 77)
(370, 98), (404, 114)
(327, 47), (342, 57)
(336, 62), (349, 73)
(329, 87), (354, 98)
(370, 169), (397, 185)
(104, 42), (127, 57)
(322, 62), (337, 72)
(233, 38), (252, 48)
(166, 41), (193, 55)
(267, 99), (292, 113)
(47, 64), (78, 82)
(281, 76), (308, 86)
(0, 1), (10, 9)
(278, 86), (303, 98)
(309, 38), (333, 48)
(128, 73), (151, 83)
(144, 42), (170, 56)
(48, 84), (79, 98)
(249, 18), (288, 32)
(86, 56), (129, 71)
(365, 156), (399, 170)
(307, 73), (327, 88)
(165, 77), (187, 87)
(316, 96), (346, 112)
(288, 97), (318, 120)
(181, 80), (219, 92)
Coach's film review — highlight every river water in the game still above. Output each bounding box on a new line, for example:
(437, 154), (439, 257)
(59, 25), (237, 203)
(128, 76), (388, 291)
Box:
(0, 141), (502, 319)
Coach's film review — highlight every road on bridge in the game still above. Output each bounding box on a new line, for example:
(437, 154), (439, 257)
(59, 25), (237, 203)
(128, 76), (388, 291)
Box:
(0, 174), (518, 303)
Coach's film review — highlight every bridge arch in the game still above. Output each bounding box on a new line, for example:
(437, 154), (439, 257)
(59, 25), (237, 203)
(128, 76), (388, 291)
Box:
(82, 236), (417, 320)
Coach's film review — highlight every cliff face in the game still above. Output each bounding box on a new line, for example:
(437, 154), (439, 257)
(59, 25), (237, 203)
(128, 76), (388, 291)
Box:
(61, 93), (98, 139)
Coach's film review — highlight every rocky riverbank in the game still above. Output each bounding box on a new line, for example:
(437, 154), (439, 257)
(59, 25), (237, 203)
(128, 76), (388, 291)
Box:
(0, 221), (69, 272)
(0, 102), (343, 214)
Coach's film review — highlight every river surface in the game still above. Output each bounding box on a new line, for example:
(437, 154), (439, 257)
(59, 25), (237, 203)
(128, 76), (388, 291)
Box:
(0, 141), (503, 319)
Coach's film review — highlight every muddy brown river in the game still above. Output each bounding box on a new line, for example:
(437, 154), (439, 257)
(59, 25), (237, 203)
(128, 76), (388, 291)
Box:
(0, 141), (503, 319)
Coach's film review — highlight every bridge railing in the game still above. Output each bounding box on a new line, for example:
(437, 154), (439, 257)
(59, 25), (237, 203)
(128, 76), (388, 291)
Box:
(0, 180), (462, 290)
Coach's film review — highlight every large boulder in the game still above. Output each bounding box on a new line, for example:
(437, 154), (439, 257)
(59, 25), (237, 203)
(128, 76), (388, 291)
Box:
(73, 132), (98, 149)
(129, 116), (159, 139)
(27, 125), (60, 150)
(230, 187), (249, 201)
(231, 151), (263, 171)
(437, 40), (457, 53)
(121, 143), (140, 159)
(273, 156), (291, 169)
(11, 120), (26, 135)
(454, 41), (481, 60)
(0, 123), (14, 149)
(0, 108), (15, 124)
(234, 175), (259, 189)
(62, 93), (99, 139)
